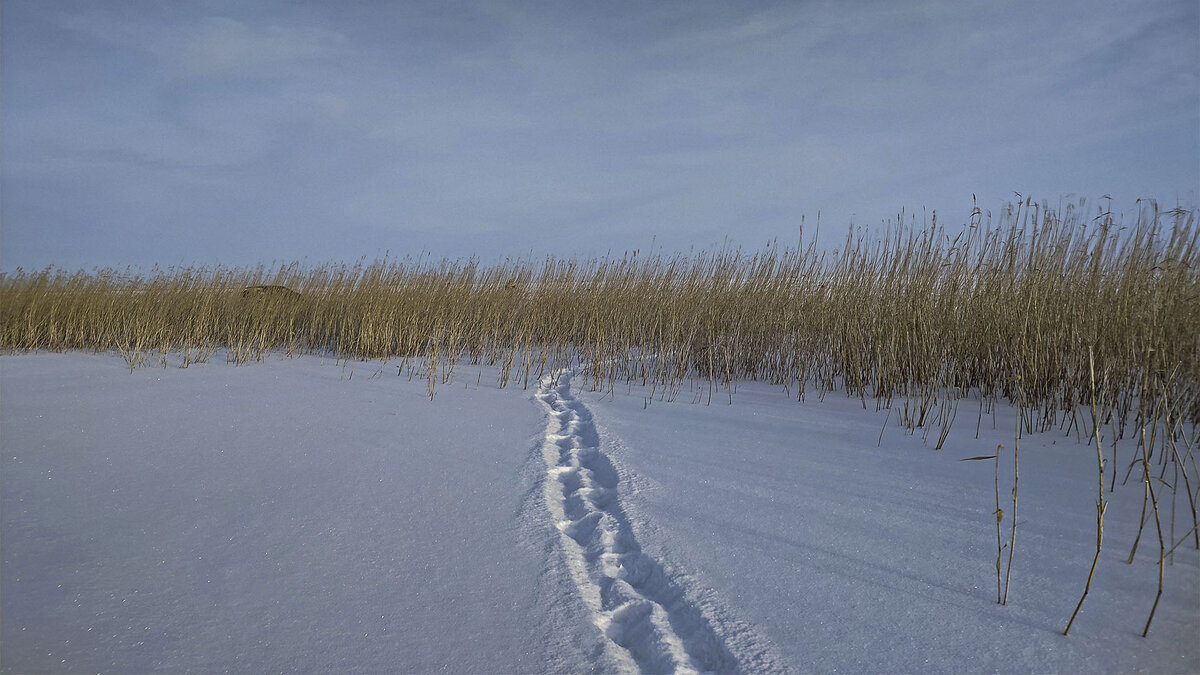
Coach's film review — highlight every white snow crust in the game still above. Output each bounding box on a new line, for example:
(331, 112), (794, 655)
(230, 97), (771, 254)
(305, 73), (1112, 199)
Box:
(3, 352), (1197, 673)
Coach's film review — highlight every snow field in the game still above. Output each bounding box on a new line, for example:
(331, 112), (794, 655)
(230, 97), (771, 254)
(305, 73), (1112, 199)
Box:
(581, 378), (1200, 673)
(2, 353), (601, 672)
(2, 352), (1198, 673)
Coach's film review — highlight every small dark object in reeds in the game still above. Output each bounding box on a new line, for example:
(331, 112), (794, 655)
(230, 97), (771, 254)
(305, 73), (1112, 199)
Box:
(241, 285), (302, 299)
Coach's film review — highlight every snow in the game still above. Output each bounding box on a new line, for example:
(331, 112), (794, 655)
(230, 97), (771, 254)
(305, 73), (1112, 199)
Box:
(580, 380), (1200, 673)
(3, 352), (1198, 673)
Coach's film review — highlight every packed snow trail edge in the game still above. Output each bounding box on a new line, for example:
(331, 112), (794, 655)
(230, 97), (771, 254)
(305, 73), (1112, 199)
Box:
(537, 369), (752, 674)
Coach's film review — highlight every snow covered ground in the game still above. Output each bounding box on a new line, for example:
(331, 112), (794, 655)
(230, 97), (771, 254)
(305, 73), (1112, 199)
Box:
(3, 352), (1197, 673)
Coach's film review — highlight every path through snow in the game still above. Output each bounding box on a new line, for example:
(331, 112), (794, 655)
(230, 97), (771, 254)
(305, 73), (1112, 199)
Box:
(536, 369), (786, 674)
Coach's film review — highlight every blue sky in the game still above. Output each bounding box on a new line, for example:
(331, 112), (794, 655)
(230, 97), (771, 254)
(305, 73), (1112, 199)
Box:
(2, 0), (1197, 271)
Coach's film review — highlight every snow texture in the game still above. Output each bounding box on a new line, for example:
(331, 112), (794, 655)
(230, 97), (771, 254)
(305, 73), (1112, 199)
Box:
(3, 352), (1198, 673)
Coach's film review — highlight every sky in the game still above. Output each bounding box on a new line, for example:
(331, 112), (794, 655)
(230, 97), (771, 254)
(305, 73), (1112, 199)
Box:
(2, 0), (1197, 272)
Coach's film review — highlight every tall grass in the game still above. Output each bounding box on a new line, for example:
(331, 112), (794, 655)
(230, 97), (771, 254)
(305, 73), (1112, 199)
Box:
(3, 198), (1197, 423)
(3, 196), (1198, 633)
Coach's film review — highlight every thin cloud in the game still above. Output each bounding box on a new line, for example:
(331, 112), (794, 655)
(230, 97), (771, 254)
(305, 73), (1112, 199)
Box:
(2, 0), (1196, 270)
(171, 17), (347, 79)
(52, 9), (347, 80)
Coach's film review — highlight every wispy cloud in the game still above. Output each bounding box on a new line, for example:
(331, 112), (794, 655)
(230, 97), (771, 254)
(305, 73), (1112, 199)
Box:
(53, 9), (347, 79)
(2, 0), (1196, 270)
(170, 17), (345, 79)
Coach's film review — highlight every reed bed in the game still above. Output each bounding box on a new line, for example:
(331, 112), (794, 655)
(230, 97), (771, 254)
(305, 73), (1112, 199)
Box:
(3, 197), (1198, 632)
(0, 196), (1195, 415)
(4, 198), (1193, 426)
(2, 196), (1200, 415)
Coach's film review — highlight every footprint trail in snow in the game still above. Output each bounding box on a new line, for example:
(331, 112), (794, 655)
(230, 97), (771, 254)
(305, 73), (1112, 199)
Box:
(537, 369), (758, 674)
